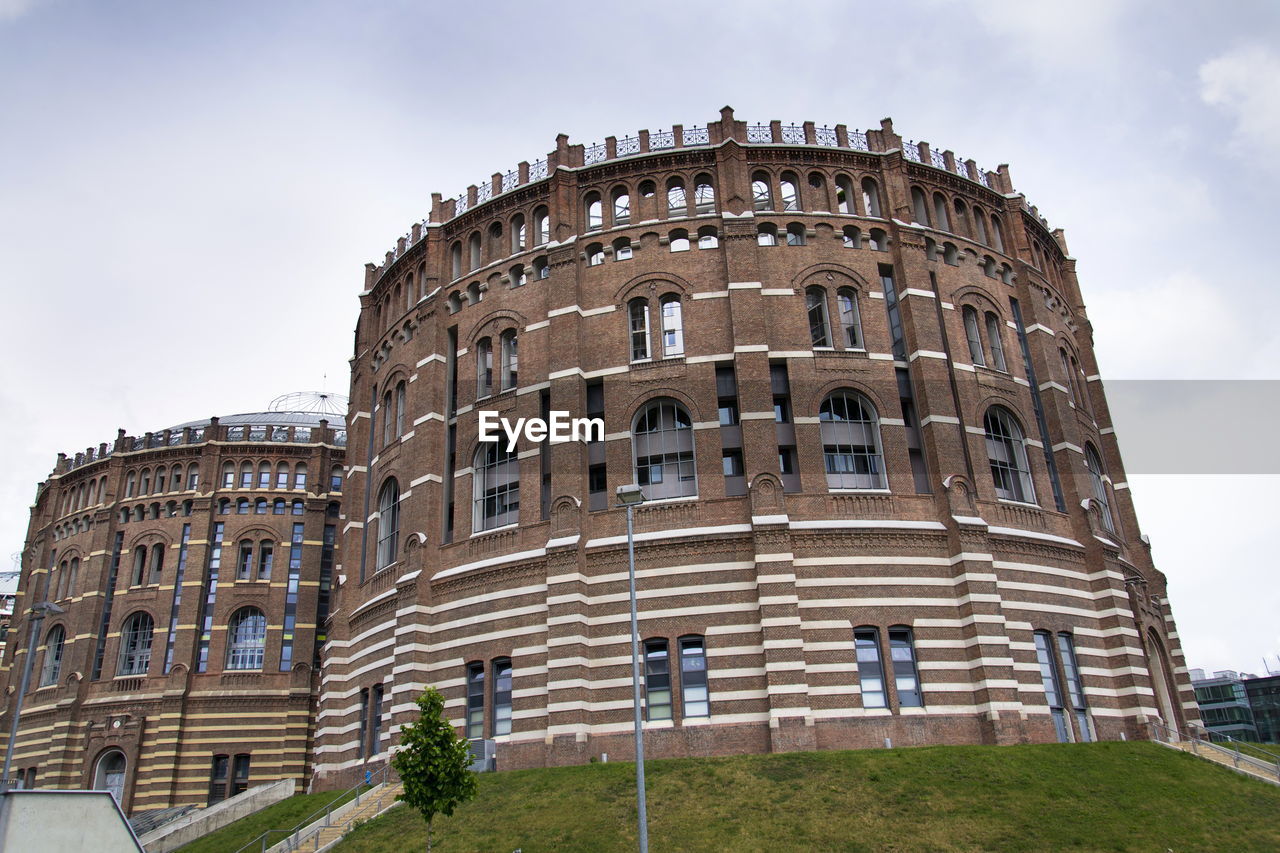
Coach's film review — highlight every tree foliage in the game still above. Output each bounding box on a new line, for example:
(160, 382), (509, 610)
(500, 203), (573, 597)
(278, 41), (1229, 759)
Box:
(392, 687), (478, 851)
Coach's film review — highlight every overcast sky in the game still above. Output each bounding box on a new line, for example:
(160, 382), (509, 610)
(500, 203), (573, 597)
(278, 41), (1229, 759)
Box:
(2, 0), (1277, 676)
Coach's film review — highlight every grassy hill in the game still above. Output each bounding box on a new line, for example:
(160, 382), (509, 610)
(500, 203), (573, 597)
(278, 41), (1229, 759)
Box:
(330, 741), (1280, 852)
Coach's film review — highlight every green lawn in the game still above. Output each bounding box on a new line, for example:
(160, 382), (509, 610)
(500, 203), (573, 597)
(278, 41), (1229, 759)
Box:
(333, 742), (1280, 853)
(174, 786), (361, 853)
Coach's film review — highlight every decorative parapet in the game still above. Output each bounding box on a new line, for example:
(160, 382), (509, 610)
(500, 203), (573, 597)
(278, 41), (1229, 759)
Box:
(369, 106), (1020, 284)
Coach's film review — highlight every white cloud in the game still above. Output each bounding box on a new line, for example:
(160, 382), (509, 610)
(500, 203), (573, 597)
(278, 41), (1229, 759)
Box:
(966, 0), (1137, 69)
(0, 0), (41, 22)
(1199, 44), (1280, 167)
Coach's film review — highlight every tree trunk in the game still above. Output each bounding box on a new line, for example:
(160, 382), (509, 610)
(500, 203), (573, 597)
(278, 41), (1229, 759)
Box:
(427, 818), (433, 853)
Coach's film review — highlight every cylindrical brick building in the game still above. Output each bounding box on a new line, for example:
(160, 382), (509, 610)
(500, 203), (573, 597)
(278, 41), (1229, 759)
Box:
(1, 403), (345, 811)
(315, 107), (1196, 786)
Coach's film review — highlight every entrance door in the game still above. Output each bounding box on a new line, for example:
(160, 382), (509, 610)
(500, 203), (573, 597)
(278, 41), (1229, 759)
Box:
(94, 750), (127, 804)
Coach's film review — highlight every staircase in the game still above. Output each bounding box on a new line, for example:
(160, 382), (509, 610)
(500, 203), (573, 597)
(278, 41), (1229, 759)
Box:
(266, 778), (404, 853)
(1150, 721), (1280, 786)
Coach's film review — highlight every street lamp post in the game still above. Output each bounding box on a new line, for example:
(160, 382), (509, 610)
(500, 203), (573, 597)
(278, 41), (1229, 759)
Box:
(616, 483), (648, 853)
(1, 600), (64, 792)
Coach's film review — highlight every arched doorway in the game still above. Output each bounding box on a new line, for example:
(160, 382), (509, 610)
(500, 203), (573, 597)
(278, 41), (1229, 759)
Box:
(1144, 630), (1181, 738)
(93, 749), (127, 804)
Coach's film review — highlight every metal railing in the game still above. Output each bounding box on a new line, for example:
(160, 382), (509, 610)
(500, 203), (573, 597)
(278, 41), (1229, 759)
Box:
(233, 764), (399, 853)
(1149, 719), (1280, 782)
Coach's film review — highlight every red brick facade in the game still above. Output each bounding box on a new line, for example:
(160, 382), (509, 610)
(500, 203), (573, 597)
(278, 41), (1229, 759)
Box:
(314, 108), (1198, 788)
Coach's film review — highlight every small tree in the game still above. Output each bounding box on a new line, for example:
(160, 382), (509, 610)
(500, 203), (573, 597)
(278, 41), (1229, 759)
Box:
(392, 687), (479, 852)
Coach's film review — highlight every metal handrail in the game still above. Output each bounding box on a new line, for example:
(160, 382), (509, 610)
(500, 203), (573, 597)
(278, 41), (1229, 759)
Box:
(233, 764), (396, 853)
(1149, 719), (1280, 782)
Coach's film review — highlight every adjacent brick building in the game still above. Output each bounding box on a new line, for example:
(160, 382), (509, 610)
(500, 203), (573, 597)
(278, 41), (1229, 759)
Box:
(1, 406), (345, 811)
(313, 107), (1199, 787)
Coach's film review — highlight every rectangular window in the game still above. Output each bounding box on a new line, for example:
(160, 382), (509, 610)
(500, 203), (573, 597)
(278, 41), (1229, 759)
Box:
(357, 687), (370, 758)
(1035, 631), (1070, 742)
(888, 627), (923, 707)
(370, 684), (385, 755)
(492, 658), (513, 736)
(721, 449), (743, 477)
(209, 755), (229, 805)
(644, 639), (672, 721)
(466, 663), (485, 740)
(630, 300), (650, 361)
(231, 754), (250, 797)
(1057, 633), (1091, 742)
(718, 401), (739, 426)
(277, 469), (289, 489)
(778, 446), (797, 476)
(588, 464), (607, 511)
(855, 628), (886, 708)
(237, 542), (252, 580)
(679, 636), (709, 718)
(661, 298), (684, 357)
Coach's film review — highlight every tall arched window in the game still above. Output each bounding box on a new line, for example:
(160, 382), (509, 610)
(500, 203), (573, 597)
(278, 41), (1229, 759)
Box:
(990, 214), (1005, 252)
(633, 400), (696, 500)
(468, 232), (481, 270)
(612, 186), (631, 225)
(985, 407), (1035, 503)
(911, 187), (930, 226)
(660, 295), (684, 357)
(984, 312), (1007, 371)
(1084, 444), (1115, 533)
(450, 242), (462, 279)
(376, 478), (399, 571)
(785, 223), (806, 246)
(629, 298), (650, 362)
(149, 542), (165, 584)
(533, 206), (550, 245)
(756, 223), (778, 246)
(973, 206), (989, 244)
(666, 177), (686, 216)
(752, 172), (773, 210)
(585, 191), (603, 230)
(94, 750), (127, 803)
(838, 288), (863, 349)
(963, 306), (986, 366)
(694, 175), (715, 213)
(40, 625), (65, 686)
(474, 443), (520, 531)
(953, 198), (970, 238)
(118, 612), (154, 676)
(779, 172), (800, 211)
(257, 461), (270, 488)
(226, 607), (266, 670)
(835, 175), (855, 214)
(500, 330), (518, 391)
(820, 391), (885, 489)
(511, 213), (527, 252)
(861, 178), (882, 217)
(933, 193), (951, 231)
(806, 286), (831, 347)
(476, 337), (493, 398)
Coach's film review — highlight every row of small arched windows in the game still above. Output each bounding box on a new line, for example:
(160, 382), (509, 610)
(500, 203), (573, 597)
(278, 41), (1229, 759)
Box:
(753, 170), (884, 219)
(117, 500), (195, 523)
(909, 185), (1006, 252)
(124, 463), (200, 499)
(59, 473), (109, 517)
(583, 173), (717, 233)
(220, 460), (310, 491)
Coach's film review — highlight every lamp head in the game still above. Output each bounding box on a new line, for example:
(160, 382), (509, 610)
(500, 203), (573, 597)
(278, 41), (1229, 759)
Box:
(615, 484), (646, 506)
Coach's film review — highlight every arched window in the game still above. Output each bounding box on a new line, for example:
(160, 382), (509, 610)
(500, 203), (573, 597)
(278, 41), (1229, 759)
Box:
(984, 312), (1007, 371)
(487, 222), (503, 258)
(155, 466), (167, 493)
(694, 175), (715, 214)
(330, 465), (343, 493)
(130, 547), (147, 586)
(405, 273), (415, 310)
(838, 288), (863, 349)
(500, 330), (518, 391)
(40, 625), (64, 686)
(450, 242), (462, 280)
(779, 172), (800, 211)
(757, 223), (778, 246)
(273, 498), (285, 515)
(666, 177), (686, 216)
(953, 198), (970, 238)
(118, 612), (154, 676)
(697, 226), (718, 249)
(221, 462), (234, 489)
(990, 214), (1005, 252)
(668, 229), (690, 252)
(679, 635), (709, 718)
(660, 295), (684, 357)
(65, 557), (79, 599)
(842, 225), (861, 249)
(889, 626), (923, 707)
(820, 391), (885, 489)
(272, 461), (287, 489)
(239, 462), (252, 489)
(257, 461), (270, 489)
(511, 213), (526, 252)
(533, 256), (549, 280)
(149, 542), (164, 584)
(236, 498), (250, 514)
(468, 232), (481, 271)
(586, 242), (605, 265)
(629, 298), (651, 362)
(911, 187), (930, 226)
(125, 471), (136, 498)
(807, 171), (827, 208)
(237, 539), (254, 579)
(510, 263), (527, 287)
(585, 191), (603, 231)
(869, 228), (888, 251)
(94, 750), (127, 803)
(376, 478), (400, 571)
(854, 627), (886, 708)
(973, 206), (989, 244)
(612, 186), (631, 225)
(140, 468), (151, 494)
(476, 337), (493, 398)
(785, 223), (806, 246)
(933, 192), (951, 231)
(226, 607), (266, 670)
(752, 172), (773, 211)
(474, 443), (520, 531)
(382, 389), (394, 445)
(963, 306), (986, 366)
(806, 286), (831, 347)
(258, 539), (274, 578)
(291, 499), (304, 515)
(533, 206), (550, 245)
(1084, 444), (1115, 533)
(633, 400), (696, 500)
(985, 407), (1035, 503)
(613, 237), (633, 261)
(861, 178), (882, 217)
(835, 175), (855, 214)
